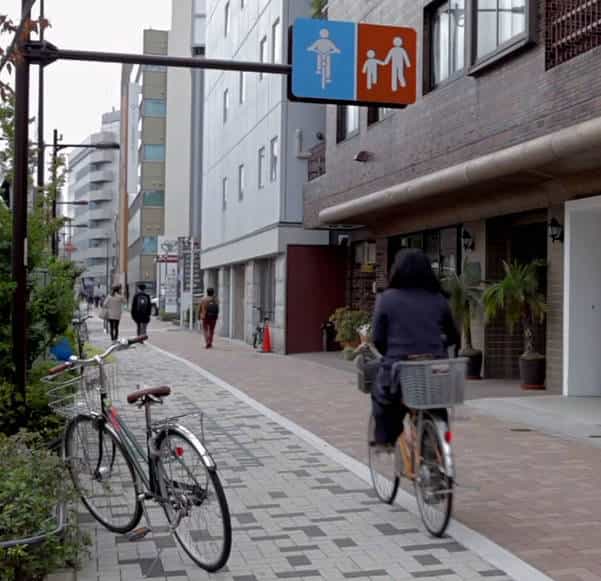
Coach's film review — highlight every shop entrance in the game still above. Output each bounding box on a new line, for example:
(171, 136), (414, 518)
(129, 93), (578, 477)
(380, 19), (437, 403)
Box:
(564, 196), (601, 396)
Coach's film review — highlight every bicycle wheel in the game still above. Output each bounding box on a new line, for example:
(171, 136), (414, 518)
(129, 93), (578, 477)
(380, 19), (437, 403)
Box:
(64, 415), (143, 534)
(157, 428), (231, 572)
(414, 416), (453, 537)
(368, 414), (399, 504)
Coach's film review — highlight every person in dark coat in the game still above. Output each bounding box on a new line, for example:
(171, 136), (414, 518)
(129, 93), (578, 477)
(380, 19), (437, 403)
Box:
(371, 249), (459, 446)
(131, 284), (152, 337)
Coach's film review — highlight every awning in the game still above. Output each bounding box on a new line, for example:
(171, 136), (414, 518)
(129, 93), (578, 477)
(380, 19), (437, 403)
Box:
(319, 116), (601, 225)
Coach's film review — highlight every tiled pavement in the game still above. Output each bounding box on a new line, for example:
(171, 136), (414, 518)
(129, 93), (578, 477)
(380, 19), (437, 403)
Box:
(73, 321), (517, 581)
(140, 320), (601, 581)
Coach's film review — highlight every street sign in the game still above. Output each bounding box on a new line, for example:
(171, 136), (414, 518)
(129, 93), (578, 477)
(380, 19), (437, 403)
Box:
(289, 19), (417, 108)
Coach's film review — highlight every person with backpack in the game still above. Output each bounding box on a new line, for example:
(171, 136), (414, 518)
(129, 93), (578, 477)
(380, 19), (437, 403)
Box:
(131, 283), (152, 337)
(198, 288), (219, 349)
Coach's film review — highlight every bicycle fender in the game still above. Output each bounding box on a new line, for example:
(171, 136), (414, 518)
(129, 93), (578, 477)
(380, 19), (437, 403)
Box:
(160, 424), (217, 472)
(432, 417), (455, 480)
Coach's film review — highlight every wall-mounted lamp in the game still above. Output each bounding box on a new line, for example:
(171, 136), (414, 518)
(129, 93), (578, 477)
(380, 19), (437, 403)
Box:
(353, 150), (372, 162)
(462, 228), (475, 252)
(548, 217), (564, 243)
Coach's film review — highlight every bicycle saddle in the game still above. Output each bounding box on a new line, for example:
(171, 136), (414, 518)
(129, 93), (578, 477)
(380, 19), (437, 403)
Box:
(127, 385), (171, 404)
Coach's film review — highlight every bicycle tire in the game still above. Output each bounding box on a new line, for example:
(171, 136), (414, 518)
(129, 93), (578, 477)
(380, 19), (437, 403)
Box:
(157, 427), (231, 572)
(414, 416), (453, 537)
(367, 414), (399, 504)
(64, 415), (143, 534)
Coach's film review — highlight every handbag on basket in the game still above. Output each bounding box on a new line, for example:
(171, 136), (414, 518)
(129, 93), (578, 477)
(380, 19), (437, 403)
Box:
(99, 306), (108, 320)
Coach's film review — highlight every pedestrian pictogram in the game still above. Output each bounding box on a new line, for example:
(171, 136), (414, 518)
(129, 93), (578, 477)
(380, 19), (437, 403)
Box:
(290, 19), (417, 108)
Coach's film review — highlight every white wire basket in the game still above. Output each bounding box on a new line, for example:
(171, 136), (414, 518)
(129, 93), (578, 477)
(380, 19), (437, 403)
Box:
(397, 358), (467, 409)
(43, 364), (118, 418)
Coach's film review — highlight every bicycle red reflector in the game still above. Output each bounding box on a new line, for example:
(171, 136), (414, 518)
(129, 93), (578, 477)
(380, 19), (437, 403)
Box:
(175, 447), (184, 457)
(445, 431), (453, 443)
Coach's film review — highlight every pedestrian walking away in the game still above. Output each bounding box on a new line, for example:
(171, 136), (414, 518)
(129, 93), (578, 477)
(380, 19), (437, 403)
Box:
(93, 283), (104, 308)
(102, 285), (126, 342)
(198, 288), (219, 349)
(131, 283), (152, 337)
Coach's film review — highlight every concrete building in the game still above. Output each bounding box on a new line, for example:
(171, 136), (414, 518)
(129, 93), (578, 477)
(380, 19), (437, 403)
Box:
(127, 30), (169, 298)
(68, 110), (121, 293)
(305, 0), (601, 395)
(201, 0), (333, 353)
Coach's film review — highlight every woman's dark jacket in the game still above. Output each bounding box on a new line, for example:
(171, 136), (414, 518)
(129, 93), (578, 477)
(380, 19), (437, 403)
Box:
(372, 287), (459, 404)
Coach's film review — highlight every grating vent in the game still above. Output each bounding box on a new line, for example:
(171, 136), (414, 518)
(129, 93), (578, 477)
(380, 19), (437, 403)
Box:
(546, 0), (601, 69)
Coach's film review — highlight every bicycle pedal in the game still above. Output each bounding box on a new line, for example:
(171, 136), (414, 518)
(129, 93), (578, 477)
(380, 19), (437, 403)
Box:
(126, 527), (152, 542)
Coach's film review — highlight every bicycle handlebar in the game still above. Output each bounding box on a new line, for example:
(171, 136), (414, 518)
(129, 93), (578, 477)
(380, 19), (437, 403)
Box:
(44, 336), (147, 378)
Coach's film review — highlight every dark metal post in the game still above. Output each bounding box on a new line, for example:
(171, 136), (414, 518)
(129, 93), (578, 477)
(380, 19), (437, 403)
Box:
(105, 239), (110, 294)
(51, 128), (58, 255)
(35, 0), (45, 205)
(12, 0), (32, 399)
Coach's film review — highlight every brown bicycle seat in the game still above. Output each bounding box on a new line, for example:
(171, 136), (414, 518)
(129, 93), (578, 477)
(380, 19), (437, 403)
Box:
(127, 386), (171, 405)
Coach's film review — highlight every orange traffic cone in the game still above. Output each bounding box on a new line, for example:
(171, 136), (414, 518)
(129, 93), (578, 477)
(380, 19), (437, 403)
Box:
(262, 321), (272, 353)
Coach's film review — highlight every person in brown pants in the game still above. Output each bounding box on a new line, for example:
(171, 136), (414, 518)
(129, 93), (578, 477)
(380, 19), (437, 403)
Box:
(198, 288), (219, 349)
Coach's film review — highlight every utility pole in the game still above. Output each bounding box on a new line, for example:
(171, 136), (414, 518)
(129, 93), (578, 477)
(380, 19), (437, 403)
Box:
(12, 0), (32, 400)
(105, 239), (110, 294)
(189, 237), (195, 330)
(51, 128), (59, 256)
(35, 0), (45, 206)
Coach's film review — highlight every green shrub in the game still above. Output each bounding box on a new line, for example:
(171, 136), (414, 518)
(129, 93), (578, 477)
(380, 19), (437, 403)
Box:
(329, 307), (371, 345)
(0, 434), (89, 581)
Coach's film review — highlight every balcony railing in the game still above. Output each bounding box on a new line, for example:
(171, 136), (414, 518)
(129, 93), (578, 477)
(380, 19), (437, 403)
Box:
(546, 0), (601, 69)
(307, 142), (326, 182)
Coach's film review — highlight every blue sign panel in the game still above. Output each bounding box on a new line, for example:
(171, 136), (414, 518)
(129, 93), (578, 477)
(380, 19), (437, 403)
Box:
(291, 18), (356, 103)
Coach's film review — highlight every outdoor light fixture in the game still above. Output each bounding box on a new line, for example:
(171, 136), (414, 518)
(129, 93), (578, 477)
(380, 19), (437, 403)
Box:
(549, 217), (564, 243)
(462, 228), (475, 252)
(354, 150), (371, 162)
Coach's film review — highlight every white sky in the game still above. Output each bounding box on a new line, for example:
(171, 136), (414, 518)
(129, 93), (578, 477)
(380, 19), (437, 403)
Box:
(2, 1), (171, 146)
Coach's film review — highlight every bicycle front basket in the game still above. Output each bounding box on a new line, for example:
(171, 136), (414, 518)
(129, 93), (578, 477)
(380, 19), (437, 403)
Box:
(356, 350), (381, 394)
(398, 358), (467, 409)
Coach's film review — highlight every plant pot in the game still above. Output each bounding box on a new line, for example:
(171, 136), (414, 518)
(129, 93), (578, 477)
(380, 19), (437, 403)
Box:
(519, 355), (546, 390)
(342, 347), (356, 361)
(460, 349), (482, 380)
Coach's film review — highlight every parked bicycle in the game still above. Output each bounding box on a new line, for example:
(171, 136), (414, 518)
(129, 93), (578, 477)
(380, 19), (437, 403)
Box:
(365, 353), (467, 537)
(252, 306), (273, 350)
(43, 337), (232, 572)
(72, 312), (91, 358)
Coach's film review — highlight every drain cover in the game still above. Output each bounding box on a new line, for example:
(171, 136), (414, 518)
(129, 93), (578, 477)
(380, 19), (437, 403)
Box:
(510, 428), (533, 432)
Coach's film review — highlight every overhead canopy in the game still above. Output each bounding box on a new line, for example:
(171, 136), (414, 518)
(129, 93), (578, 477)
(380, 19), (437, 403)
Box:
(319, 116), (601, 225)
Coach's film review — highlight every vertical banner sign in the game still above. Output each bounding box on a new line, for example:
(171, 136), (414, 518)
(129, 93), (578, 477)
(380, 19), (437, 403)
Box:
(290, 18), (417, 108)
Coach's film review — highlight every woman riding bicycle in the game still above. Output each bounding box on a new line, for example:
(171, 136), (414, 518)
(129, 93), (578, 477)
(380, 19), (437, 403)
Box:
(371, 249), (459, 447)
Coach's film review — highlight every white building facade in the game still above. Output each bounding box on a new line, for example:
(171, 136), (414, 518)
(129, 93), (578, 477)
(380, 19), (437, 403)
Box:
(69, 110), (120, 294)
(201, 0), (328, 352)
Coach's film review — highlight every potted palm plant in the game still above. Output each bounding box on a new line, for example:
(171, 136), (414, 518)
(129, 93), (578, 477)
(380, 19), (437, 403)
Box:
(482, 260), (547, 389)
(443, 260), (485, 379)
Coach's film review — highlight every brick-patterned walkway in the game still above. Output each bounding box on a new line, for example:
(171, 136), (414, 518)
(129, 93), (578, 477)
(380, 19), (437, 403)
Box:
(141, 320), (601, 581)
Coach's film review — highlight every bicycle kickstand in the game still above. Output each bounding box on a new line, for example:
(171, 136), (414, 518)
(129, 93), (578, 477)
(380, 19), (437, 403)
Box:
(126, 494), (164, 578)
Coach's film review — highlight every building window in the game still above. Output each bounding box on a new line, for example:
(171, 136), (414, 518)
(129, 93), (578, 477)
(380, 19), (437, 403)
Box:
(142, 99), (166, 117)
(475, 0), (528, 61)
(270, 136), (279, 182)
(336, 105), (359, 142)
(240, 0), (244, 7)
(223, 88), (229, 123)
(143, 191), (165, 207)
(258, 147), (266, 188)
(429, 0), (465, 87)
(143, 144), (165, 161)
(238, 164), (245, 200)
(222, 177), (228, 211)
(224, 0), (230, 36)
(259, 36), (268, 79)
(271, 18), (281, 63)
(367, 107), (394, 126)
(239, 71), (245, 104)
(143, 236), (158, 255)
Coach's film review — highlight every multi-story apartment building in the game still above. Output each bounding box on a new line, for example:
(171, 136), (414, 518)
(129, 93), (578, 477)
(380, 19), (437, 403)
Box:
(305, 1), (601, 395)
(127, 30), (169, 298)
(68, 110), (120, 292)
(202, 0), (339, 353)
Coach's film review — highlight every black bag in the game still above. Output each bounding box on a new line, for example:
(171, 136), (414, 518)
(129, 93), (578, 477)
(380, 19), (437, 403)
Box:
(135, 293), (151, 318)
(356, 344), (382, 394)
(205, 299), (219, 320)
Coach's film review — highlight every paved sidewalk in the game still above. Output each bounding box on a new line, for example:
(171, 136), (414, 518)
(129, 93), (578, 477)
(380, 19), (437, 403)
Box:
(74, 321), (516, 581)
(139, 321), (601, 581)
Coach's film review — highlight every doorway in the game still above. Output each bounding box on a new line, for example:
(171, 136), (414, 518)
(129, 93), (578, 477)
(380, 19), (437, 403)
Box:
(564, 196), (601, 396)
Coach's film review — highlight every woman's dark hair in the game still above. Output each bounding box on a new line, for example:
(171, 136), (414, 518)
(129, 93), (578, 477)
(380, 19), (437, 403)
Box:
(388, 249), (444, 294)
(112, 285), (121, 296)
